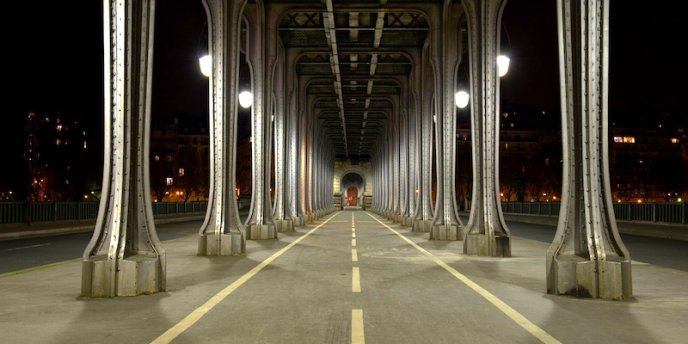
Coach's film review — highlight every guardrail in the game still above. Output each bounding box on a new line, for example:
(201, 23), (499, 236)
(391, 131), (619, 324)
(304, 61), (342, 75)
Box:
(0, 202), (208, 225)
(500, 202), (687, 225)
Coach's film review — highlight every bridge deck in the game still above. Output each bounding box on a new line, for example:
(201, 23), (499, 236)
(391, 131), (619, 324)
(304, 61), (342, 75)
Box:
(0, 210), (686, 343)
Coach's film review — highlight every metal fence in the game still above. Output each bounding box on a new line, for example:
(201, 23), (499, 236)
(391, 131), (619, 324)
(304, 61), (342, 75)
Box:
(0, 202), (208, 225)
(501, 202), (687, 225)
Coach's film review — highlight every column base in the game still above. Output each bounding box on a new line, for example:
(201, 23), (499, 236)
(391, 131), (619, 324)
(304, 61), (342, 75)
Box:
(81, 254), (165, 297)
(430, 223), (462, 240)
(275, 219), (294, 233)
(248, 224), (277, 240)
(293, 216), (304, 227)
(412, 219), (433, 233)
(198, 233), (245, 256)
(547, 255), (632, 300)
(401, 216), (414, 227)
(464, 233), (511, 257)
(393, 213), (402, 223)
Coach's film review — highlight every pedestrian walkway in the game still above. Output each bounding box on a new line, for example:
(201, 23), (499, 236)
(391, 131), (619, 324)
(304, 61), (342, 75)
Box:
(1, 210), (686, 343)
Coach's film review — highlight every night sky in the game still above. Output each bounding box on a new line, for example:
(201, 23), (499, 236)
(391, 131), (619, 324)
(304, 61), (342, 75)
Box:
(2, 0), (686, 192)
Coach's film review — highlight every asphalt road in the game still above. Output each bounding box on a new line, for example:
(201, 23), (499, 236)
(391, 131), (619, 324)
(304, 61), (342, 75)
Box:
(1, 215), (686, 275)
(504, 220), (688, 271)
(0, 220), (202, 274)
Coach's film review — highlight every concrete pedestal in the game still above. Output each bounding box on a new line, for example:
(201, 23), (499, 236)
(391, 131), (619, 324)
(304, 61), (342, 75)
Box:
(249, 224), (277, 240)
(275, 219), (294, 233)
(82, 254), (164, 297)
(430, 224), (462, 241)
(412, 219), (433, 233)
(198, 233), (245, 256)
(548, 255), (632, 300)
(293, 216), (304, 227)
(464, 233), (510, 257)
(401, 216), (414, 227)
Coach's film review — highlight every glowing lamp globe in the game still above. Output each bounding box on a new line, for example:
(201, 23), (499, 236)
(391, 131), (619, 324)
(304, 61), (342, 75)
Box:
(497, 55), (510, 77)
(239, 91), (253, 108)
(199, 55), (211, 77)
(454, 91), (470, 109)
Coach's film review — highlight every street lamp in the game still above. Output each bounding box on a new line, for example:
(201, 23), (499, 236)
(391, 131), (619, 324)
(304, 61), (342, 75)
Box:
(455, 55), (508, 109)
(199, 55), (211, 77)
(198, 54), (253, 109)
(497, 55), (510, 77)
(238, 90), (253, 108)
(455, 90), (470, 108)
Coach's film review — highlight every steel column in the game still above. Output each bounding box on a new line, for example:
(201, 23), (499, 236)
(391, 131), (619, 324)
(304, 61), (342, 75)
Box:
(413, 42), (435, 233)
(546, 0), (632, 300)
(462, 0), (511, 256)
(245, 2), (277, 240)
(430, 3), (463, 241)
(197, 0), (247, 256)
(285, 48), (301, 226)
(82, 0), (165, 297)
(270, 18), (293, 233)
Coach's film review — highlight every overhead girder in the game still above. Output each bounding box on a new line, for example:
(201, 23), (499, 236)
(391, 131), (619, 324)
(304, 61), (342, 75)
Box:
(279, 4), (426, 159)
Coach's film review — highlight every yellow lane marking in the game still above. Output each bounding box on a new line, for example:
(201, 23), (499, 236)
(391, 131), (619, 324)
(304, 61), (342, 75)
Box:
(352, 248), (358, 262)
(150, 212), (341, 344)
(368, 213), (561, 344)
(352, 267), (361, 293)
(352, 232), (356, 238)
(0, 258), (80, 279)
(352, 238), (357, 247)
(351, 309), (365, 344)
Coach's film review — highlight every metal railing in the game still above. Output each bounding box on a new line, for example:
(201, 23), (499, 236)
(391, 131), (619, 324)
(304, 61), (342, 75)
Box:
(500, 202), (687, 225)
(0, 202), (208, 225)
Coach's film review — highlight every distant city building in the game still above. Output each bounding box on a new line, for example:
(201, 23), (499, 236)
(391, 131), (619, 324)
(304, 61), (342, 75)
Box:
(150, 114), (210, 202)
(456, 107), (687, 205)
(19, 112), (96, 202)
(610, 127), (687, 202)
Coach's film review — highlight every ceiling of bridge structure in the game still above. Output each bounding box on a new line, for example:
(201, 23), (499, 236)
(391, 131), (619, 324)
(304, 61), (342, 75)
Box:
(274, 0), (434, 161)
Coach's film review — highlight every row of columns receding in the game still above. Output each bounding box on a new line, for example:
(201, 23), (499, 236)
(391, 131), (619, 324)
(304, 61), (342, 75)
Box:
(82, 0), (631, 301)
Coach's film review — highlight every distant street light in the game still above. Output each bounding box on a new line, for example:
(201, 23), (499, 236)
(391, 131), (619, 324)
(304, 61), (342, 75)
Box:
(455, 91), (470, 109)
(199, 55), (211, 77)
(239, 91), (253, 108)
(497, 55), (510, 77)
(199, 55), (253, 109)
